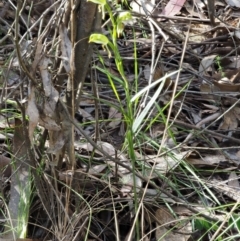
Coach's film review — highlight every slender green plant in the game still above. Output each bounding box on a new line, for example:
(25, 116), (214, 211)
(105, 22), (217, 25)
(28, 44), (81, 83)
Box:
(88, 2), (141, 236)
(216, 55), (225, 78)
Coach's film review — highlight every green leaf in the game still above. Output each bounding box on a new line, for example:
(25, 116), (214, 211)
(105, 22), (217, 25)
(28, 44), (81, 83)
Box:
(195, 218), (212, 230)
(89, 34), (109, 45)
(117, 12), (132, 36)
(194, 218), (218, 231)
(131, 70), (180, 102)
(132, 79), (165, 134)
(118, 11), (132, 22)
(229, 214), (240, 231)
(87, 0), (106, 5)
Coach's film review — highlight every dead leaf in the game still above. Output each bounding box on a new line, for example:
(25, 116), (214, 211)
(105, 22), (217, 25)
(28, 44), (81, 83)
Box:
(75, 140), (140, 195)
(218, 108), (238, 131)
(191, 111), (201, 124)
(26, 87), (39, 144)
(37, 56), (61, 132)
(224, 56), (240, 69)
(108, 106), (122, 128)
(187, 154), (228, 165)
(39, 57), (59, 114)
(150, 123), (165, 138)
(59, 24), (72, 73)
(213, 80), (240, 92)
(144, 65), (172, 91)
(200, 83), (220, 102)
(213, 68), (240, 84)
(32, 40), (43, 73)
(199, 55), (217, 78)
(138, 151), (189, 175)
(208, 179), (240, 201)
(130, 0), (158, 15)
(120, 173), (142, 195)
(39, 116), (61, 131)
(228, 171), (240, 189)
(185, 1), (205, 18)
(225, 0), (240, 7)
(78, 108), (94, 121)
(0, 155), (11, 177)
(155, 207), (191, 241)
(161, 0), (187, 16)
(76, 141), (116, 156)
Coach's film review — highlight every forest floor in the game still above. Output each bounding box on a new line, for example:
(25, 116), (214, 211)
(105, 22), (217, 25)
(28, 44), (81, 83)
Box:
(1, 0), (240, 240)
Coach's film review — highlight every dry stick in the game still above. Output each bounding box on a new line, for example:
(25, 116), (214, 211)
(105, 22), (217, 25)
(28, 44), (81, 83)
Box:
(62, 0), (78, 234)
(92, 68), (100, 142)
(58, 99), (221, 223)
(134, 13), (214, 24)
(14, 1), (38, 86)
(183, 112), (221, 143)
(157, 26), (190, 156)
(139, 20), (155, 109)
(207, 0), (215, 27)
(138, 0), (168, 109)
(68, 0), (76, 168)
(173, 119), (240, 145)
(184, 97), (240, 144)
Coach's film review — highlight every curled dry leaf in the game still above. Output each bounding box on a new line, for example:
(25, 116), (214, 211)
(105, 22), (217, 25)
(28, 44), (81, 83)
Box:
(120, 173), (142, 196)
(108, 106), (122, 128)
(79, 108), (95, 121)
(38, 116), (61, 131)
(191, 111), (202, 124)
(213, 68), (240, 83)
(59, 24), (72, 73)
(223, 57), (240, 69)
(199, 55), (217, 79)
(38, 56), (60, 132)
(32, 39), (43, 72)
(47, 130), (66, 166)
(39, 57), (59, 113)
(47, 118), (72, 166)
(76, 141), (116, 156)
(26, 87), (39, 144)
(213, 81), (240, 92)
